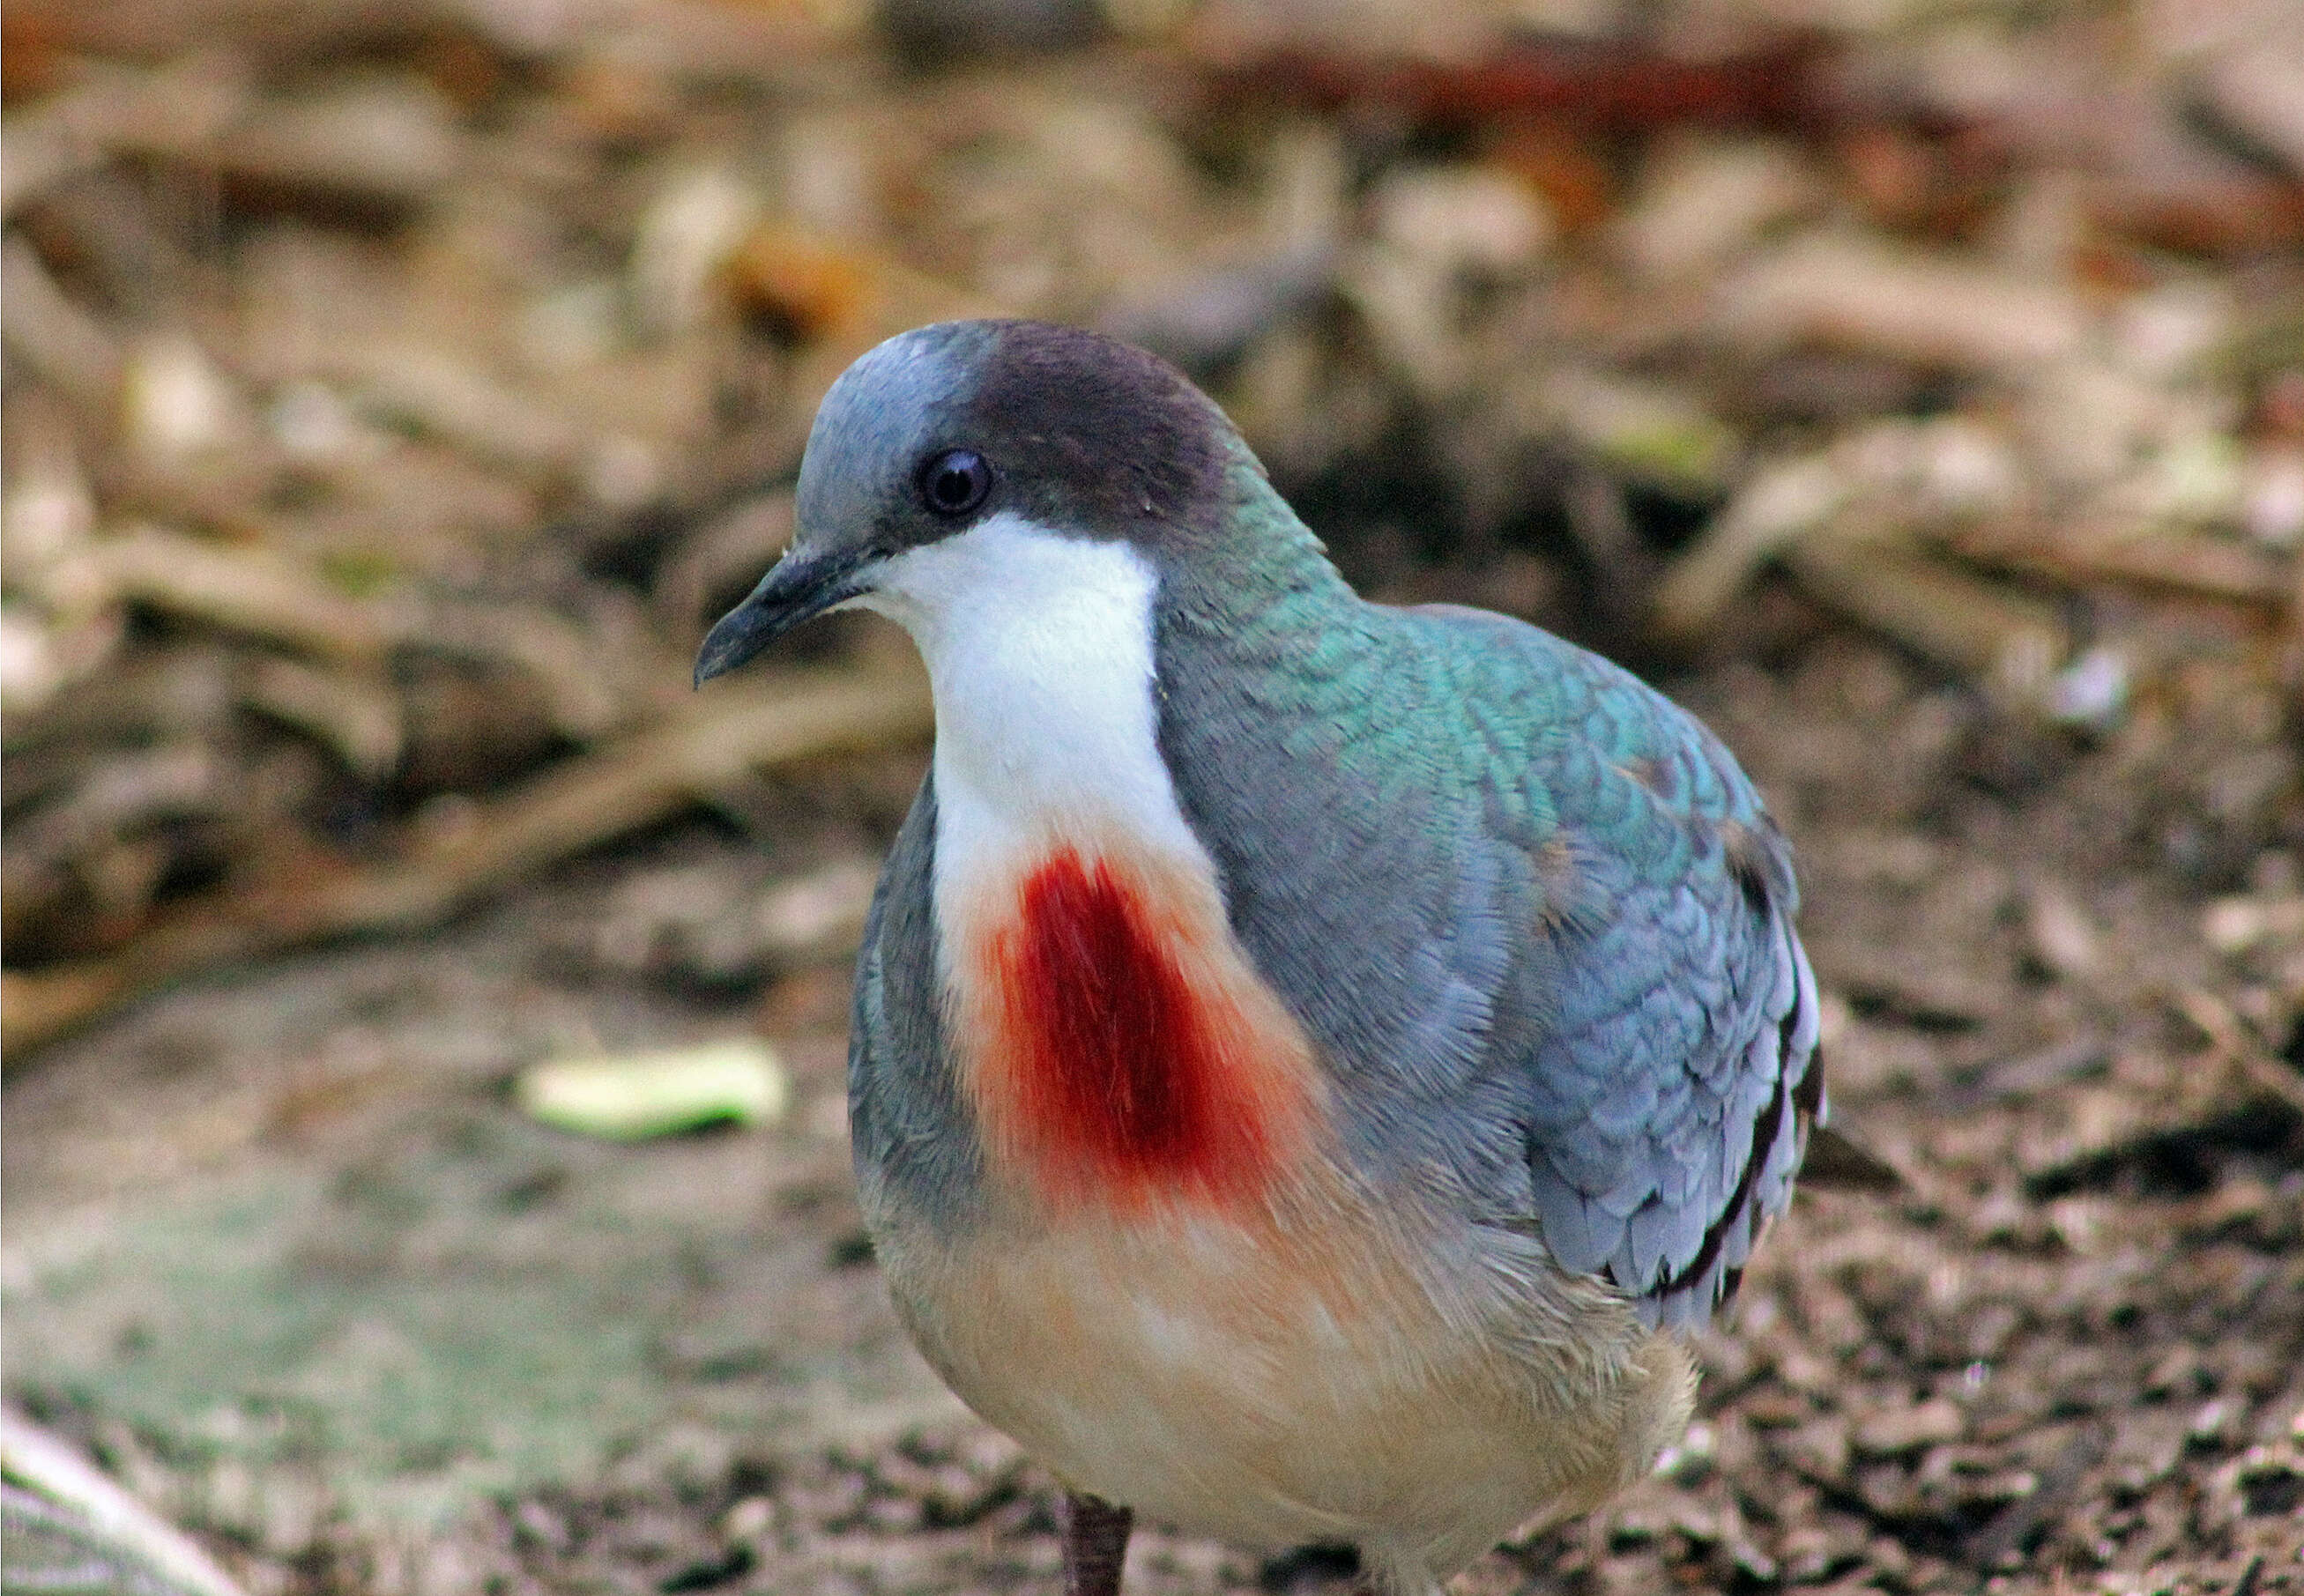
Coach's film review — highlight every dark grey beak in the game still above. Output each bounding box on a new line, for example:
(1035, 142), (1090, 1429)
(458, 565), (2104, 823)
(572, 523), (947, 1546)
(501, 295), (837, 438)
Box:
(693, 547), (869, 686)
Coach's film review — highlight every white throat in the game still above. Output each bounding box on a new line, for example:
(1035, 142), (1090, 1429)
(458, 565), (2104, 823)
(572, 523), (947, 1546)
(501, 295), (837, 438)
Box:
(853, 513), (1208, 876)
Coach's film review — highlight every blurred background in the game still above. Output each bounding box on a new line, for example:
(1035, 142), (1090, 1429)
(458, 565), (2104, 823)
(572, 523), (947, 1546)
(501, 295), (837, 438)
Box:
(3, 0), (2301, 1592)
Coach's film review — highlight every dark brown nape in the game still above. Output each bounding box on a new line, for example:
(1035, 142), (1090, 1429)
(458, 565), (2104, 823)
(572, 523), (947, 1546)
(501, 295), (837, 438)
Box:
(962, 321), (1240, 550)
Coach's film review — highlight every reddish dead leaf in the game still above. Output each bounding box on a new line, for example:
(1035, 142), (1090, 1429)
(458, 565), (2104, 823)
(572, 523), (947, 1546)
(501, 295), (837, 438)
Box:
(727, 227), (879, 345)
(1196, 35), (1835, 137)
(1489, 126), (1617, 236)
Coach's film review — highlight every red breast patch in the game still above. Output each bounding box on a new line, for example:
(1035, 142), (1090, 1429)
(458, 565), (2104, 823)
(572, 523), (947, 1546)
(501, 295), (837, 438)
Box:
(969, 846), (1310, 1212)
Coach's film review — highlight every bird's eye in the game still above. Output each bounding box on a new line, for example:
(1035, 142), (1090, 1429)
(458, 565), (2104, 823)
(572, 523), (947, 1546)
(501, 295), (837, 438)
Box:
(918, 448), (992, 518)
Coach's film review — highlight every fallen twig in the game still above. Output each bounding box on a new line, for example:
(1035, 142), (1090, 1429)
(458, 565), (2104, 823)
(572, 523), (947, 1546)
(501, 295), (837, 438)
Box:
(0, 237), (123, 412)
(1947, 520), (2297, 609)
(80, 525), (663, 737)
(2196, 46), (2304, 178)
(91, 523), (405, 661)
(0, 666), (933, 1057)
(0, 48), (249, 219)
(242, 657), (403, 779)
(0, 1407), (249, 1596)
(2171, 986), (2304, 1120)
(208, 75), (463, 207)
(1786, 535), (2067, 704)
(1713, 233), (2089, 375)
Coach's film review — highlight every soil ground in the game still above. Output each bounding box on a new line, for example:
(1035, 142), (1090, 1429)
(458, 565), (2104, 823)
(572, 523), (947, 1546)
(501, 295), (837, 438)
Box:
(6, 596), (2301, 1596)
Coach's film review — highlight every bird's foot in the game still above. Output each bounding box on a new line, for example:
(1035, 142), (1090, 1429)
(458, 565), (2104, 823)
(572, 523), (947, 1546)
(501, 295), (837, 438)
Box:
(1059, 1490), (1133, 1596)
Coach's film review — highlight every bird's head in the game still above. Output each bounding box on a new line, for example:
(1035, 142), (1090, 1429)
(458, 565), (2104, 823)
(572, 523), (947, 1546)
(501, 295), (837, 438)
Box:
(695, 319), (1244, 685)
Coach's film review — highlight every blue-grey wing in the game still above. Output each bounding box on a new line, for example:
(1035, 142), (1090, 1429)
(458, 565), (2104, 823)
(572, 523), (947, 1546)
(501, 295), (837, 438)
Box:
(1520, 809), (1820, 1328)
(1152, 592), (1819, 1330)
(1438, 612), (1823, 1328)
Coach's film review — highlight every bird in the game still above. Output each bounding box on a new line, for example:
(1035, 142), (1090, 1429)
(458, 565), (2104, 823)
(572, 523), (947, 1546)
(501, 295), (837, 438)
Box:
(695, 319), (1823, 1596)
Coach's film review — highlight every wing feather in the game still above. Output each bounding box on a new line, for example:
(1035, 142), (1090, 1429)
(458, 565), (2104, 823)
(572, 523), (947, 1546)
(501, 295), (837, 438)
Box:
(1150, 591), (1821, 1331)
(1426, 614), (1823, 1328)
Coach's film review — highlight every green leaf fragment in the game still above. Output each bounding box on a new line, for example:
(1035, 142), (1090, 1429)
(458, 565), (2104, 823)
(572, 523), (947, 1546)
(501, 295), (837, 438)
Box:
(516, 1041), (789, 1140)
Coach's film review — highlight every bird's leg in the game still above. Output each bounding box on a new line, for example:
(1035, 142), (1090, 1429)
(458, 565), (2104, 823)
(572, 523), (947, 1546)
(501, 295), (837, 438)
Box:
(1058, 1490), (1133, 1596)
